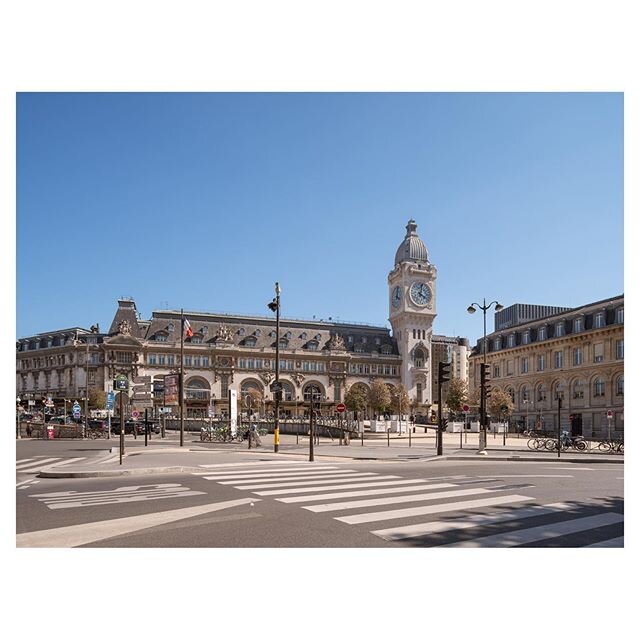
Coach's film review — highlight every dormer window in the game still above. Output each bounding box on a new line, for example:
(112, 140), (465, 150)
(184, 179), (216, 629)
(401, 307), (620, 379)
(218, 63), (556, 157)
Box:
(315, 334), (321, 341)
(538, 326), (547, 341)
(521, 330), (530, 345)
(239, 328), (245, 336)
(286, 331), (292, 339)
(278, 338), (288, 349)
(255, 329), (261, 337)
(381, 345), (392, 354)
(556, 322), (565, 337)
(574, 317), (583, 333)
(493, 337), (502, 350)
(306, 341), (319, 351)
(301, 332), (307, 340)
(168, 323), (175, 333)
(269, 330), (276, 338)
(191, 336), (203, 344)
(354, 344), (364, 353)
(244, 337), (257, 347)
(507, 334), (515, 348)
(155, 334), (168, 342)
(616, 307), (624, 324)
(594, 312), (605, 329)
(202, 326), (209, 335)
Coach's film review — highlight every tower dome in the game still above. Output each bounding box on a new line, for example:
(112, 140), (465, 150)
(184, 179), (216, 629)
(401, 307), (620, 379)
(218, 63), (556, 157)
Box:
(394, 219), (428, 265)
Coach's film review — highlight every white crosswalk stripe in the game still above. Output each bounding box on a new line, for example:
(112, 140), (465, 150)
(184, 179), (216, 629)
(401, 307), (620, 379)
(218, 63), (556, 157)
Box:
(440, 512), (623, 547)
(303, 487), (503, 513)
(17, 457), (87, 473)
(585, 537), (624, 548)
(195, 463), (623, 547)
(29, 483), (206, 509)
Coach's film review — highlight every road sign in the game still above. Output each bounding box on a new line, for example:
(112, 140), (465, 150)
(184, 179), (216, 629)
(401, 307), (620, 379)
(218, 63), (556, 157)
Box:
(114, 375), (129, 391)
(72, 402), (81, 418)
(132, 410), (139, 419)
(462, 404), (470, 413)
(269, 381), (283, 392)
(106, 391), (115, 410)
(336, 403), (346, 413)
(208, 405), (215, 418)
(134, 375), (152, 384)
(607, 409), (613, 419)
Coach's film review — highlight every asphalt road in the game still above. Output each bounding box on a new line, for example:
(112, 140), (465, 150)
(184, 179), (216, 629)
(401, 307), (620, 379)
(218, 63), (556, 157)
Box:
(16, 440), (624, 548)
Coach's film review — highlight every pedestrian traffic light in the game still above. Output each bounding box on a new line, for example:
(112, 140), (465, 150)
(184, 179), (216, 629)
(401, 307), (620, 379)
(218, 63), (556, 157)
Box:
(438, 361), (451, 384)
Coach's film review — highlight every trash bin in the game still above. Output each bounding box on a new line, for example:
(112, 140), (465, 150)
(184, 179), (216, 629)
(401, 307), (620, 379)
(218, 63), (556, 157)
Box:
(47, 425), (55, 440)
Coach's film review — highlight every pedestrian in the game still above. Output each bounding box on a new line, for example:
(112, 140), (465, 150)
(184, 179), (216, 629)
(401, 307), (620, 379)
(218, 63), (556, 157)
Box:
(251, 423), (262, 447)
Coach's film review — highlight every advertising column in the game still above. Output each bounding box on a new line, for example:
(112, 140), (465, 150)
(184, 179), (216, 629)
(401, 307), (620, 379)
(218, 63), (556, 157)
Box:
(229, 389), (238, 436)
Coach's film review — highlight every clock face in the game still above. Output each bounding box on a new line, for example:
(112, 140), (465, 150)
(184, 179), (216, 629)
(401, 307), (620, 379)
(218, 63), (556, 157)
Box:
(409, 281), (432, 307)
(392, 286), (402, 308)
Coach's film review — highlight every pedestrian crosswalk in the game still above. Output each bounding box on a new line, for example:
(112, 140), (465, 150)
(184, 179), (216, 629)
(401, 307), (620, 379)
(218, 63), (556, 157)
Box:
(194, 461), (624, 547)
(29, 483), (206, 509)
(16, 456), (87, 474)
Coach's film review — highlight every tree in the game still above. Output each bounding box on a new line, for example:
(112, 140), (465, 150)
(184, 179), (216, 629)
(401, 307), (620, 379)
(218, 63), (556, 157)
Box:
(488, 387), (514, 420)
(88, 388), (106, 410)
(390, 383), (410, 415)
(345, 384), (368, 415)
(242, 388), (263, 413)
(445, 378), (468, 413)
(368, 378), (391, 415)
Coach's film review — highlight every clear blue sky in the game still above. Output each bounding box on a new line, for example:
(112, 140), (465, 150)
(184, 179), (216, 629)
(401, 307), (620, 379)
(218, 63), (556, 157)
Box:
(16, 92), (623, 343)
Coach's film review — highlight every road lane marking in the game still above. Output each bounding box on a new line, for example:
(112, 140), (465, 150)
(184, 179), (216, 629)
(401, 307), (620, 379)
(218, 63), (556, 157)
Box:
(16, 458), (60, 471)
(30, 484), (207, 509)
(203, 468), (348, 480)
(584, 537), (624, 548)
(443, 512), (624, 547)
(477, 475), (572, 478)
(193, 465), (338, 476)
(304, 487), (500, 513)
(16, 497), (259, 547)
(277, 483), (457, 503)
(198, 461), (310, 469)
(255, 478), (426, 495)
(335, 495), (535, 525)
(216, 471), (367, 484)
(236, 475), (398, 490)
(372, 502), (575, 541)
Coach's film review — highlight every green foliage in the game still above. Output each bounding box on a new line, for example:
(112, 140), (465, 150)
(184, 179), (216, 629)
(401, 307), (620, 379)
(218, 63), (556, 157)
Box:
(488, 388), (514, 419)
(445, 377), (468, 412)
(345, 384), (369, 413)
(368, 378), (392, 413)
(88, 388), (106, 409)
(390, 383), (410, 414)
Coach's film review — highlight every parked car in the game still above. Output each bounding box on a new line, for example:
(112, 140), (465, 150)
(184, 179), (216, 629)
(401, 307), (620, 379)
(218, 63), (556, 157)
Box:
(47, 416), (74, 425)
(111, 420), (146, 435)
(88, 419), (108, 432)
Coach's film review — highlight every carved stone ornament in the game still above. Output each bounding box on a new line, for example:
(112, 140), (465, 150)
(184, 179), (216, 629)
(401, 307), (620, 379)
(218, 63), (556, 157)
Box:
(291, 372), (305, 387)
(216, 324), (234, 342)
(216, 356), (231, 367)
(328, 332), (346, 350)
(117, 320), (132, 336)
(259, 371), (275, 385)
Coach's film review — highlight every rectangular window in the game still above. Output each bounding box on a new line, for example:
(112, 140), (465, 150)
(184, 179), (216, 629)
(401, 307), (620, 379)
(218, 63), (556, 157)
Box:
(384, 365), (391, 375)
(537, 355), (545, 371)
(88, 370), (96, 385)
(167, 355), (175, 366)
(616, 339), (624, 360)
(158, 354), (166, 365)
(493, 365), (500, 378)
(318, 362), (325, 372)
(594, 313), (605, 329)
(616, 307), (624, 323)
(148, 354), (157, 365)
(574, 318), (583, 332)
(573, 348), (583, 366)
(193, 356), (201, 367)
(239, 359), (246, 369)
(593, 343), (604, 363)
(416, 382), (423, 404)
(556, 323), (565, 337)
(202, 356), (209, 367)
(184, 356), (192, 367)
(391, 367), (397, 376)
(303, 361), (310, 372)
(538, 327), (546, 341)
(507, 360), (514, 376)
(116, 351), (133, 364)
(507, 335), (515, 348)
(247, 358), (254, 369)
(521, 357), (529, 374)
(554, 351), (563, 369)
(522, 331), (530, 345)
(221, 375), (229, 397)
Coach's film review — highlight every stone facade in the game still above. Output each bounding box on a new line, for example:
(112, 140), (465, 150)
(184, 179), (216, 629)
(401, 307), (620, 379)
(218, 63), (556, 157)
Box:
(468, 295), (624, 439)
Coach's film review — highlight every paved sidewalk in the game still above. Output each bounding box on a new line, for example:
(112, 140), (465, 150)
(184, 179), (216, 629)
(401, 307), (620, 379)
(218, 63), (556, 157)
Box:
(35, 429), (623, 478)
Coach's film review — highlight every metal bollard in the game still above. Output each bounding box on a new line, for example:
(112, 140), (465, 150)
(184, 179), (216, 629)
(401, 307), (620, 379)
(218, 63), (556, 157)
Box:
(409, 428), (411, 448)
(387, 429), (390, 447)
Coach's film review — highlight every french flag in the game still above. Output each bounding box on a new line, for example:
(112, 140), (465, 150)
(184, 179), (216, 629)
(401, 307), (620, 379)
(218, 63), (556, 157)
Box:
(183, 318), (193, 339)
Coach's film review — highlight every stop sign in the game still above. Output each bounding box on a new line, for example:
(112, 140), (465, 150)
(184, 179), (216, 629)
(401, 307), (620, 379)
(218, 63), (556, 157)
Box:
(336, 403), (346, 413)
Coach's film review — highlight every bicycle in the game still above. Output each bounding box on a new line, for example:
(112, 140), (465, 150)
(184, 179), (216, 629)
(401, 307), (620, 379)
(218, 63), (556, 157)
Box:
(86, 428), (107, 439)
(598, 439), (624, 453)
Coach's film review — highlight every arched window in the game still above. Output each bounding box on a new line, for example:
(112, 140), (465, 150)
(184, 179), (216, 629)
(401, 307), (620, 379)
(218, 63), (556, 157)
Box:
(414, 348), (426, 368)
(616, 376), (624, 396)
(303, 384), (323, 403)
(593, 378), (605, 397)
(573, 380), (584, 399)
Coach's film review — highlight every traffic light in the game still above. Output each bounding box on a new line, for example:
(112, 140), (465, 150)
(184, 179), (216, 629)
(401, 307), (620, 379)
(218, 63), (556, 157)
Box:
(438, 361), (451, 384)
(480, 363), (490, 385)
(485, 383), (492, 399)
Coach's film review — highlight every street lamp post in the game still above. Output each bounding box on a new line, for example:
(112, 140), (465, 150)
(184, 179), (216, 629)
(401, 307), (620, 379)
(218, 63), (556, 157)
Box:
(16, 397), (21, 439)
(557, 385), (564, 459)
(268, 282), (281, 453)
(467, 298), (504, 455)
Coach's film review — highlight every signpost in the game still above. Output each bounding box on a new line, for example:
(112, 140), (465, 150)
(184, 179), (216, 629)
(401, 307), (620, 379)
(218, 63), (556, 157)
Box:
(462, 404), (470, 447)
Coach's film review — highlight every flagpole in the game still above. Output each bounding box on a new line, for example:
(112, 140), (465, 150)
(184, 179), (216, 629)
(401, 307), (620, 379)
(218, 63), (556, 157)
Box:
(180, 308), (185, 447)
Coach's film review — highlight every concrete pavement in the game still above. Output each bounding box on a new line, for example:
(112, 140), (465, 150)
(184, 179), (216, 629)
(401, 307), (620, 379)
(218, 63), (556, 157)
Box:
(34, 429), (623, 478)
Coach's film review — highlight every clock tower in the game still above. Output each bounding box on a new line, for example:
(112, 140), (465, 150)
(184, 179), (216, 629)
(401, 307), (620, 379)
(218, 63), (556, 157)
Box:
(388, 219), (437, 408)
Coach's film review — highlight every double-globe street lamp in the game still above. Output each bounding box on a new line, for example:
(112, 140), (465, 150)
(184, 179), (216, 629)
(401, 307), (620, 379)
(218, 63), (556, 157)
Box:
(467, 298), (504, 454)
(267, 282), (281, 453)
